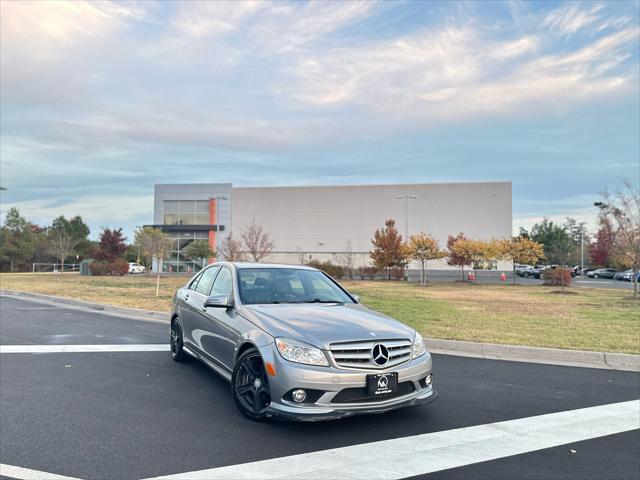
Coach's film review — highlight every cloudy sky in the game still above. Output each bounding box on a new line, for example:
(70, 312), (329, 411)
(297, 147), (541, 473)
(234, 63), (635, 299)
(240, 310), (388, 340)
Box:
(1, 0), (638, 240)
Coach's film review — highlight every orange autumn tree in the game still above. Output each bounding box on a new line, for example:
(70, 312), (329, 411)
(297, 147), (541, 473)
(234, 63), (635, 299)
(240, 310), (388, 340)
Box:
(370, 219), (406, 280)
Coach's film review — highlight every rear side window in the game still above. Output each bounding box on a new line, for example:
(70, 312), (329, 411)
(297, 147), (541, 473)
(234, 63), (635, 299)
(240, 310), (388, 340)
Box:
(195, 267), (219, 295)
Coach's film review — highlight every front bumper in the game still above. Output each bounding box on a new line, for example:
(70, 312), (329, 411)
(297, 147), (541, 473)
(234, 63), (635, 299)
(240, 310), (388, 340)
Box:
(258, 343), (437, 421)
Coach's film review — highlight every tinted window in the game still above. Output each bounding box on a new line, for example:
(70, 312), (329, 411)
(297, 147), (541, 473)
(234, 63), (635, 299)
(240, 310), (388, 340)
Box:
(237, 268), (353, 305)
(195, 266), (219, 295)
(211, 267), (233, 297)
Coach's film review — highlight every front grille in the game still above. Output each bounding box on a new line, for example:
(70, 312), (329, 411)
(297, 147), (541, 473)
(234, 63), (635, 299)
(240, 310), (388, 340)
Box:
(331, 381), (415, 404)
(329, 339), (413, 369)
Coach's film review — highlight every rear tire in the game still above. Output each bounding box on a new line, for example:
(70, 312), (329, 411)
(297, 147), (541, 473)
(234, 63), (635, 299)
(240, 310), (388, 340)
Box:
(170, 317), (187, 362)
(593, 274), (599, 279)
(232, 348), (271, 421)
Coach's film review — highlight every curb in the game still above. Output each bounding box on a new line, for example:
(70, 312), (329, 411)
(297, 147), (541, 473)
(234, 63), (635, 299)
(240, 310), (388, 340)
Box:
(1, 290), (638, 372)
(0, 290), (170, 323)
(425, 338), (640, 372)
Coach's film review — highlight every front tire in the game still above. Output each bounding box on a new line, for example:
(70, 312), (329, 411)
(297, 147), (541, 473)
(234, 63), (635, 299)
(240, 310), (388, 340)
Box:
(593, 274), (599, 279)
(232, 348), (271, 421)
(170, 317), (187, 362)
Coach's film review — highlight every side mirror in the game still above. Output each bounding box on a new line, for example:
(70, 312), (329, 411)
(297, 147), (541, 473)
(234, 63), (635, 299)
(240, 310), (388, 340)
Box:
(203, 295), (232, 309)
(351, 294), (360, 303)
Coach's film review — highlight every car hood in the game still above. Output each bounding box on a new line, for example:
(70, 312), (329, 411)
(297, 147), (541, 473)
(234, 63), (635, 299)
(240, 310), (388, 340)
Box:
(241, 303), (415, 350)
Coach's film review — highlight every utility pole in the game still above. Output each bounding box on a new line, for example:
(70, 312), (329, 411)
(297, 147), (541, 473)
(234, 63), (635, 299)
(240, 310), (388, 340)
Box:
(395, 195), (417, 239)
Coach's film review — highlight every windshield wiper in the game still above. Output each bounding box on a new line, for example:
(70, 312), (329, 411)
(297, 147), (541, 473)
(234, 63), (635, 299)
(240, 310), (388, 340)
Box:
(303, 299), (341, 303)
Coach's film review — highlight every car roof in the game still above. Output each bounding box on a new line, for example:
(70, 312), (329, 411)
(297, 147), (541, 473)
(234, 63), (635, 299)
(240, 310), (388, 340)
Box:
(218, 262), (317, 271)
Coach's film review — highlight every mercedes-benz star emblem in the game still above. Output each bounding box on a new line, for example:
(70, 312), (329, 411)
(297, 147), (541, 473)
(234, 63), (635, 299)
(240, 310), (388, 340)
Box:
(372, 344), (389, 366)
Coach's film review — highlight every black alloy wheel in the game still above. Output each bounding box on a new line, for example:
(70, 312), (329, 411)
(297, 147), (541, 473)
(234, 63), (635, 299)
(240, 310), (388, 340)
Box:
(170, 318), (186, 361)
(232, 348), (271, 421)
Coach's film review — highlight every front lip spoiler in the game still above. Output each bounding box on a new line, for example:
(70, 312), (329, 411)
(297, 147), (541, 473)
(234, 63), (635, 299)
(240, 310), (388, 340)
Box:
(265, 388), (438, 422)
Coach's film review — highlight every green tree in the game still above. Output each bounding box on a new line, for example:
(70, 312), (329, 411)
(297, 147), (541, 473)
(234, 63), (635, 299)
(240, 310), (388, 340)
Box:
(183, 240), (215, 269)
(529, 219), (573, 265)
(0, 208), (36, 272)
(46, 215), (90, 272)
(405, 233), (446, 286)
(370, 219), (406, 279)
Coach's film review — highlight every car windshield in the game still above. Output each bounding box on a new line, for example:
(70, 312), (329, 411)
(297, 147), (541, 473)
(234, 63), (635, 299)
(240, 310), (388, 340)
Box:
(237, 268), (354, 305)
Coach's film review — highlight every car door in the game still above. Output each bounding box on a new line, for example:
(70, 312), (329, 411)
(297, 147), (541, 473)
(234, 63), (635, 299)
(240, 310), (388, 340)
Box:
(183, 266), (219, 353)
(194, 266), (240, 372)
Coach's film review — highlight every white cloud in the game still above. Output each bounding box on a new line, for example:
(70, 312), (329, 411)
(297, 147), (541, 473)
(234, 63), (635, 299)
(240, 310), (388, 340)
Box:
(280, 21), (638, 122)
(544, 3), (604, 36)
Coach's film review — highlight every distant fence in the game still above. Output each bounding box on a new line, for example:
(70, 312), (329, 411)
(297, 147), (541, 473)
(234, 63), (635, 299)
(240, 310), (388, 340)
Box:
(32, 263), (79, 273)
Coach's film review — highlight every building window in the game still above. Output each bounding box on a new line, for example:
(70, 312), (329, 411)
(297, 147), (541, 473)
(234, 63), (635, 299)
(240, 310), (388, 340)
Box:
(195, 200), (209, 224)
(164, 200), (212, 225)
(163, 201), (180, 225)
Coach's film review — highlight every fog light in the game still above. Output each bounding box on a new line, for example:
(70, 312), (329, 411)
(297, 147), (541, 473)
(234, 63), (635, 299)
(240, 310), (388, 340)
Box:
(292, 389), (306, 403)
(426, 374), (432, 386)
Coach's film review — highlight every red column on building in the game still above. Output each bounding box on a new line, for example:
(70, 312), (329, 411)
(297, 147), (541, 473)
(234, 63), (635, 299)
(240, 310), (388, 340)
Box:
(208, 198), (217, 263)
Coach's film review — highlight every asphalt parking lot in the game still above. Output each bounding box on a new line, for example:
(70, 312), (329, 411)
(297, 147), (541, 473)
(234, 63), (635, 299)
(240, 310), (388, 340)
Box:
(1, 294), (639, 480)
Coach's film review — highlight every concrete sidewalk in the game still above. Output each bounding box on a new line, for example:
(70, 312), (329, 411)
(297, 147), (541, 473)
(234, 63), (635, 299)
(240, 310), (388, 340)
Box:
(1, 289), (638, 372)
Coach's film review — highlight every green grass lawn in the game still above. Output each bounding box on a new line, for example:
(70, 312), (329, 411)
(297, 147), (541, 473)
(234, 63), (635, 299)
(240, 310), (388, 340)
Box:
(1, 273), (639, 354)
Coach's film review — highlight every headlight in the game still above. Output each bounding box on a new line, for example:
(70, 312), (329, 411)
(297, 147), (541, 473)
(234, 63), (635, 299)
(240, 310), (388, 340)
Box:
(412, 331), (427, 359)
(275, 338), (329, 367)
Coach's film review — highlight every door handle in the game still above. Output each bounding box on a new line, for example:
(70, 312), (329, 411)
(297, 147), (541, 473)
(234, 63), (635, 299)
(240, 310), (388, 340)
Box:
(183, 294), (190, 301)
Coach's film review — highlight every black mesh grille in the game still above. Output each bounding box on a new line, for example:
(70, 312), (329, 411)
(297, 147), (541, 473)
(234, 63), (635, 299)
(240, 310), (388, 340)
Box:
(331, 381), (415, 404)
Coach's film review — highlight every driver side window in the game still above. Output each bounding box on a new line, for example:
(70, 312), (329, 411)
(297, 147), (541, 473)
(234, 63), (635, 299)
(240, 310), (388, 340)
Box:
(211, 267), (233, 297)
(195, 267), (219, 295)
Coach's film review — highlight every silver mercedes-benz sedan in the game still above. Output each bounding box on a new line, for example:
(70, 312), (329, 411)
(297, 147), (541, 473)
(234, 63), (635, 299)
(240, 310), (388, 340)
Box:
(170, 262), (437, 421)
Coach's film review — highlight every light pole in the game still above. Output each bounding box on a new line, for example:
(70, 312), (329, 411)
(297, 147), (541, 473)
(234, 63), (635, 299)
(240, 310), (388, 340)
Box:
(580, 226), (584, 274)
(395, 195), (417, 239)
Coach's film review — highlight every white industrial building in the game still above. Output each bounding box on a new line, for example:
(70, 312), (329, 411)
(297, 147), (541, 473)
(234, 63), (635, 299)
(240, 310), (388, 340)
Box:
(152, 182), (512, 272)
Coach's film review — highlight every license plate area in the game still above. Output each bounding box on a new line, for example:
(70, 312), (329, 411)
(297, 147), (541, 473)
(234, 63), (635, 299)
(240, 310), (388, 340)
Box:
(367, 372), (398, 397)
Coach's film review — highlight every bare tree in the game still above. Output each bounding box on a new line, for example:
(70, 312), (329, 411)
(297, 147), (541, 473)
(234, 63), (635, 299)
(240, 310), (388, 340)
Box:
(134, 227), (172, 295)
(595, 180), (640, 298)
(335, 240), (355, 279)
(218, 234), (245, 261)
(47, 229), (79, 273)
(240, 219), (274, 262)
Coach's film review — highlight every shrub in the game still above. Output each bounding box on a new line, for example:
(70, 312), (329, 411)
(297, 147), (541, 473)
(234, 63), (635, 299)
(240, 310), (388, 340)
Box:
(542, 267), (572, 287)
(306, 260), (345, 278)
(390, 267), (406, 281)
(364, 266), (379, 279)
(356, 266), (367, 280)
(90, 258), (129, 276)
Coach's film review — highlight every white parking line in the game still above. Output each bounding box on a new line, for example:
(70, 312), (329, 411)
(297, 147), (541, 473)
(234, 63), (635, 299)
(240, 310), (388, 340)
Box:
(0, 344), (170, 353)
(144, 400), (640, 480)
(0, 463), (82, 480)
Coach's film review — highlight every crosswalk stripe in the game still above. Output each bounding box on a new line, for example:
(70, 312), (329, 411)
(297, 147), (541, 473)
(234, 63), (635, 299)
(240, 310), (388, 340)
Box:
(143, 400), (640, 480)
(0, 344), (170, 353)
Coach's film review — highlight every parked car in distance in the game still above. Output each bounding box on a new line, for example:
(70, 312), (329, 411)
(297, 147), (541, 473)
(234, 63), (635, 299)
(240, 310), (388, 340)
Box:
(530, 265), (546, 279)
(171, 262), (437, 421)
(579, 267), (594, 276)
(128, 262), (146, 274)
(533, 265), (575, 279)
(515, 264), (534, 277)
(587, 268), (618, 279)
(622, 270), (639, 282)
(614, 270), (632, 281)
